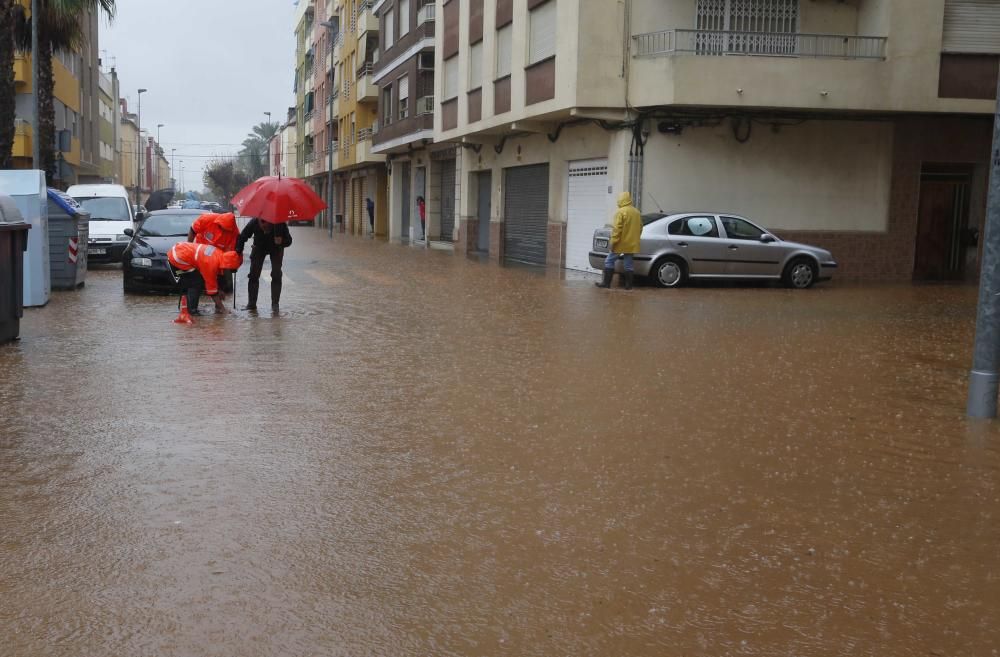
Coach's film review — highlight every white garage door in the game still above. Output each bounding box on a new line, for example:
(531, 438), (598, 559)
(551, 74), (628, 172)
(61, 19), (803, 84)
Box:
(565, 158), (612, 272)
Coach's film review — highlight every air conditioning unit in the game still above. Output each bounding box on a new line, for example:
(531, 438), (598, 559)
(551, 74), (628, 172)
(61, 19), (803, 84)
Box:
(417, 52), (435, 71)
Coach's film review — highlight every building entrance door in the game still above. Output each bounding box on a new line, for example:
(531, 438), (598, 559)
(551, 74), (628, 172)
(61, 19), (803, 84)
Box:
(914, 165), (974, 281)
(476, 171), (491, 253)
(401, 162), (411, 241)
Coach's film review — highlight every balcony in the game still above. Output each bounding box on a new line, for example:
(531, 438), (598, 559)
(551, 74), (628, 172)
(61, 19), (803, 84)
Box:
(417, 3), (435, 26)
(634, 29), (887, 60)
(14, 55), (30, 89)
(416, 95), (434, 116)
(329, 88), (340, 118)
(355, 129), (386, 165)
(12, 120), (32, 159)
(629, 28), (890, 112)
(356, 64), (377, 103)
(357, 1), (378, 37)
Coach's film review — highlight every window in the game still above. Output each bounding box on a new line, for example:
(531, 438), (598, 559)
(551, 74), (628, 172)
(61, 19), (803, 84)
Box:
(696, 0), (798, 55)
(668, 216), (719, 238)
(443, 55), (459, 99)
(469, 41), (483, 89)
(384, 9), (394, 50)
(399, 0), (410, 37)
(528, 0), (556, 65)
(721, 216), (764, 240)
(496, 24), (512, 77)
(398, 75), (409, 119)
(382, 84), (393, 124)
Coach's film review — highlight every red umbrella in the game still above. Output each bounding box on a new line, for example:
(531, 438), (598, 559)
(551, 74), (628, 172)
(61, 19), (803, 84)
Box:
(232, 176), (327, 224)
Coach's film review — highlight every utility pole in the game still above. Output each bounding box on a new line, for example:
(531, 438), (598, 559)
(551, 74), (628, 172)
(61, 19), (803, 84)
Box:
(136, 88), (146, 205)
(30, 0), (39, 169)
(968, 69), (1000, 418)
(171, 148), (176, 189)
(321, 19), (338, 239)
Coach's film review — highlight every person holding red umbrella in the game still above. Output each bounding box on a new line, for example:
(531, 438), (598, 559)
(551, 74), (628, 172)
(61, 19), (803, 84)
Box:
(236, 218), (292, 311)
(230, 176), (327, 313)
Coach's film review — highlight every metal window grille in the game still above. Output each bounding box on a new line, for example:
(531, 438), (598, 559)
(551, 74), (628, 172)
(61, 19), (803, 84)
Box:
(696, 0), (798, 55)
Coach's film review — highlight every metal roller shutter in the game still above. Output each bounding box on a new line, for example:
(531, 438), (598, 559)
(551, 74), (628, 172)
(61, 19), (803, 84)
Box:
(504, 164), (549, 266)
(565, 159), (610, 272)
(943, 0), (1000, 53)
(439, 160), (456, 241)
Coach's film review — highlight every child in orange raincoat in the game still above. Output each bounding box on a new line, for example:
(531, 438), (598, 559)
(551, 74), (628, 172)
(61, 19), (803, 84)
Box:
(167, 242), (243, 315)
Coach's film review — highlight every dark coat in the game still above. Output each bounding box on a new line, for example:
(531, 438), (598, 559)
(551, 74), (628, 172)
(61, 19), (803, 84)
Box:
(237, 219), (292, 255)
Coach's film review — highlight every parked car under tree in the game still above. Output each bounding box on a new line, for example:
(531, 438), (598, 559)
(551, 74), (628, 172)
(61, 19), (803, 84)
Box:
(589, 212), (837, 289)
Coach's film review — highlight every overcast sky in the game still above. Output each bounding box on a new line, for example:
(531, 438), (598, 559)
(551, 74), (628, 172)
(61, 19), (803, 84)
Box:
(101, 0), (297, 194)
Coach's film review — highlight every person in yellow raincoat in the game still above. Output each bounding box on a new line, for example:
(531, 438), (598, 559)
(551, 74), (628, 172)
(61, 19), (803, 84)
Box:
(596, 191), (642, 290)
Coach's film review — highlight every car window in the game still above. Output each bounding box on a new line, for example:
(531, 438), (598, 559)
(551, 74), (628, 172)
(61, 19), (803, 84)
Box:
(641, 213), (666, 226)
(721, 216), (764, 241)
(74, 197), (130, 221)
(668, 216), (719, 238)
(137, 213), (196, 237)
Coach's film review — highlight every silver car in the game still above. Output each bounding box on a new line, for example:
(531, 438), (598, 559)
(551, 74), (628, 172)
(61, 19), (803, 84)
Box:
(588, 212), (837, 289)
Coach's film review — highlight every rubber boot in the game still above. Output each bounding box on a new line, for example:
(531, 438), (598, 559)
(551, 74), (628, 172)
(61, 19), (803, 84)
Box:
(271, 273), (282, 310)
(595, 269), (614, 288)
(246, 276), (259, 310)
(187, 288), (202, 315)
(624, 271), (634, 290)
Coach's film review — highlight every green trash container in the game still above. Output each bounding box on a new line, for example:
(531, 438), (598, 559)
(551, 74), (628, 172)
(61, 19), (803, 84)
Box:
(0, 194), (31, 343)
(46, 188), (89, 290)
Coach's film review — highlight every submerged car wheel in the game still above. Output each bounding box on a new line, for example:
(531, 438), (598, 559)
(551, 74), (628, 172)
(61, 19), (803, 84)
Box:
(653, 257), (686, 288)
(783, 258), (817, 289)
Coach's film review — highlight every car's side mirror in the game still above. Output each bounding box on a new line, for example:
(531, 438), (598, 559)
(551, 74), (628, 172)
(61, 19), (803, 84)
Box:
(135, 212), (146, 222)
(123, 228), (134, 237)
(760, 234), (776, 244)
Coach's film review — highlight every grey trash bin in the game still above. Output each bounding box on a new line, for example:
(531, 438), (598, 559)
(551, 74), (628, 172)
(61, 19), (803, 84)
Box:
(46, 188), (89, 290)
(0, 194), (31, 343)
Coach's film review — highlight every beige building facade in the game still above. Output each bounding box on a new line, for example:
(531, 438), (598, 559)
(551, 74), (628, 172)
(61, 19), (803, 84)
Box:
(426, 0), (1000, 281)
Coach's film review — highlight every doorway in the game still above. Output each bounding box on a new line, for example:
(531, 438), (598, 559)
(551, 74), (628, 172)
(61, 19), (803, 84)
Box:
(475, 171), (491, 253)
(415, 166), (426, 241)
(400, 162), (411, 241)
(914, 165), (975, 281)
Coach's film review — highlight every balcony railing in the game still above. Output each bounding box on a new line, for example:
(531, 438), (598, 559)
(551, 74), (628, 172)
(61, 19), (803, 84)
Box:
(357, 127), (374, 142)
(416, 95), (434, 115)
(304, 151), (316, 163)
(357, 63), (373, 79)
(633, 29), (887, 60)
(417, 3), (435, 25)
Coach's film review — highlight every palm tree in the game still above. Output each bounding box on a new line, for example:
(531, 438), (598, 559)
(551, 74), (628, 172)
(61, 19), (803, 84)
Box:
(14, 0), (115, 183)
(0, 1), (17, 169)
(251, 121), (279, 143)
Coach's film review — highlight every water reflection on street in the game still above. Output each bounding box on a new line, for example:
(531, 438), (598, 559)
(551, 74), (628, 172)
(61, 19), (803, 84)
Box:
(1, 229), (998, 656)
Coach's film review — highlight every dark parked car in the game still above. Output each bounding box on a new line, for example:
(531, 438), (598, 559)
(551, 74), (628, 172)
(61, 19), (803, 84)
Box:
(122, 209), (232, 294)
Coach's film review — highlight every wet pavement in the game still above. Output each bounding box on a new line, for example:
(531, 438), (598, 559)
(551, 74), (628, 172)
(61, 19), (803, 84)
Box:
(2, 229), (999, 656)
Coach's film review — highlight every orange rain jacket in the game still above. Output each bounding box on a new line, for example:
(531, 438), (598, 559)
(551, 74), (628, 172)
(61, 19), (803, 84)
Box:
(168, 242), (229, 296)
(191, 212), (239, 251)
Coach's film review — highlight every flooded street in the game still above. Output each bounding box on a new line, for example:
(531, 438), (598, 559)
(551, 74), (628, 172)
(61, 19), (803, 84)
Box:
(2, 229), (999, 656)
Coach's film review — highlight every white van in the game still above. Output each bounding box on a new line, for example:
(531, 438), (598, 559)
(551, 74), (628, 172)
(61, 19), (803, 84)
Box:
(67, 184), (140, 263)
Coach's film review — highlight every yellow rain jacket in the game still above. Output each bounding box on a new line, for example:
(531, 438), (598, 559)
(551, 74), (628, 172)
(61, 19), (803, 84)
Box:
(610, 192), (642, 255)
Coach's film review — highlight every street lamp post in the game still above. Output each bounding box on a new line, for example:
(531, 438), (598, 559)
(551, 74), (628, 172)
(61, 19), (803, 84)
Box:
(136, 88), (147, 205)
(30, 0), (40, 169)
(321, 19), (338, 239)
(156, 125), (164, 190)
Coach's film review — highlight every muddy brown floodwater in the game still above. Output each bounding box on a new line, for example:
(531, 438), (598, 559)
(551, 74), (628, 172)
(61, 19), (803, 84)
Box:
(1, 230), (999, 656)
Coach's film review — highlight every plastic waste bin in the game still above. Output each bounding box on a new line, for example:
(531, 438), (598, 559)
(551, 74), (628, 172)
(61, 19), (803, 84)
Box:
(0, 170), (49, 307)
(0, 194), (31, 343)
(46, 188), (89, 290)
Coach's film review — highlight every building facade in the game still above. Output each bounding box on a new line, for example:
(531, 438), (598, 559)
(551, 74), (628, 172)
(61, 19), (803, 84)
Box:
(372, 0), (439, 242)
(117, 100), (139, 197)
(97, 67), (119, 183)
(422, 0), (999, 281)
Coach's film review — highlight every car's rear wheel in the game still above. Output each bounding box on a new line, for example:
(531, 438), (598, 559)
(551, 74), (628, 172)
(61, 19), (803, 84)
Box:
(652, 257), (686, 288)
(783, 258), (817, 289)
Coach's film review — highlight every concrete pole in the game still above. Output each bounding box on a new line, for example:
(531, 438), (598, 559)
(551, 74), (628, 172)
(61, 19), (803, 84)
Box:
(30, 0), (39, 169)
(967, 69), (1000, 418)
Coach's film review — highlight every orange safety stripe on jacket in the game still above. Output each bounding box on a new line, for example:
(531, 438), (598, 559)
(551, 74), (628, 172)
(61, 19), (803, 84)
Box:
(167, 242), (222, 296)
(191, 212), (239, 251)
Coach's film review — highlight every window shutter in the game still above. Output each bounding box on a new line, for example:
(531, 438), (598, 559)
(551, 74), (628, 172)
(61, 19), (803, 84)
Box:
(399, 0), (410, 36)
(385, 9), (395, 49)
(469, 41), (483, 89)
(496, 24), (513, 77)
(528, 0), (557, 65)
(444, 56), (459, 99)
(398, 75), (409, 99)
(943, 0), (1000, 53)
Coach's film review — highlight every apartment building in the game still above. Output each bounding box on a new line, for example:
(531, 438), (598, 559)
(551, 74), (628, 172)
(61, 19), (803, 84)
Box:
(371, 0), (439, 242)
(11, 2), (103, 189)
(117, 100), (139, 196)
(430, 0), (1000, 281)
(97, 67), (120, 183)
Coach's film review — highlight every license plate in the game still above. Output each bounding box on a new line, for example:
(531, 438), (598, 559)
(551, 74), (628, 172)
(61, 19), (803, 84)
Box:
(91, 248), (106, 255)
(595, 239), (608, 249)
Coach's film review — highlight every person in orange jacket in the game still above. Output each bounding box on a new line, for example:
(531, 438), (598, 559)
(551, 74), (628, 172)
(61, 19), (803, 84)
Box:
(167, 242), (243, 315)
(187, 212), (239, 251)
